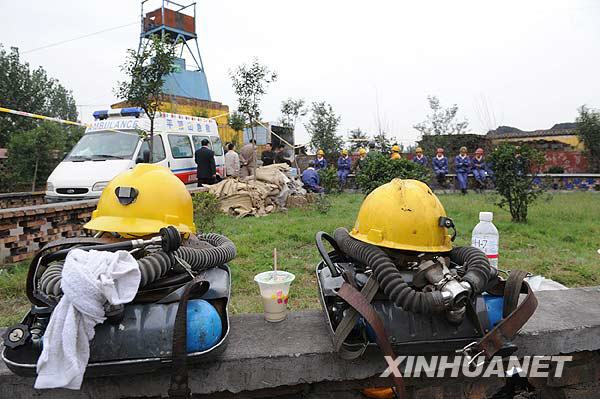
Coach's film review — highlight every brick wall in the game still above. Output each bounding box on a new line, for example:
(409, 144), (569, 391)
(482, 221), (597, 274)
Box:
(0, 199), (98, 264)
(0, 192), (47, 209)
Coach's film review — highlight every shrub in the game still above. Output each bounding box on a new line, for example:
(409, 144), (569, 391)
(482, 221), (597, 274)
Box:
(312, 194), (331, 214)
(355, 153), (431, 194)
(546, 166), (564, 174)
(192, 192), (221, 233)
(489, 144), (546, 223)
(318, 166), (340, 194)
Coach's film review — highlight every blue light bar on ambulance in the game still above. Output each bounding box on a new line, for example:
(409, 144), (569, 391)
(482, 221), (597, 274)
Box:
(93, 108), (143, 120)
(93, 110), (109, 120)
(120, 107), (143, 117)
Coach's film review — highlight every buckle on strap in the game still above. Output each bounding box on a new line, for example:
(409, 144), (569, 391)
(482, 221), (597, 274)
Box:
(456, 341), (486, 367)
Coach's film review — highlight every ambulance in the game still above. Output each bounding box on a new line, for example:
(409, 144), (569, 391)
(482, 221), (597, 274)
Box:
(45, 108), (225, 201)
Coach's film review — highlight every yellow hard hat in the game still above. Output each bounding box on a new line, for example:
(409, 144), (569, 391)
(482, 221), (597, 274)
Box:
(350, 179), (452, 252)
(358, 148), (366, 155)
(342, 149), (348, 155)
(84, 164), (196, 237)
(317, 149), (325, 156)
(392, 145), (400, 153)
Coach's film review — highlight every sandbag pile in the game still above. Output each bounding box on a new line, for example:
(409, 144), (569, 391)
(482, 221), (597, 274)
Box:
(207, 164), (307, 217)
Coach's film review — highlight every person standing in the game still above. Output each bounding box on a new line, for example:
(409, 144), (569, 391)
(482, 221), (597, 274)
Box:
(390, 145), (401, 160)
(432, 148), (449, 188)
(302, 161), (325, 193)
(337, 149), (352, 189)
(315, 149), (328, 170)
(239, 139), (257, 178)
(274, 144), (291, 166)
(367, 140), (378, 157)
(195, 138), (216, 187)
(455, 146), (471, 194)
(261, 143), (275, 166)
(225, 143), (240, 178)
(471, 148), (487, 190)
(412, 147), (428, 167)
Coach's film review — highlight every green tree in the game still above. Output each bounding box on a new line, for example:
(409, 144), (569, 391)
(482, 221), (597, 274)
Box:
(489, 144), (546, 223)
(305, 101), (343, 155)
(115, 35), (176, 161)
(230, 58), (277, 178)
(576, 105), (600, 172)
(0, 45), (78, 147)
(279, 98), (307, 130)
(230, 58), (277, 141)
(413, 95), (469, 136)
(356, 153), (431, 194)
(228, 111), (246, 133)
(6, 122), (81, 191)
(374, 131), (393, 154)
(348, 128), (369, 152)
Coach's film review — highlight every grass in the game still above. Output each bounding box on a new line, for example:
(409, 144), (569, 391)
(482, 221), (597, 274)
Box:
(1, 191), (599, 326)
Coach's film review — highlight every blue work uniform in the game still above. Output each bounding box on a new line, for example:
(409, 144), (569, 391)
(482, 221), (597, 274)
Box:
(315, 157), (327, 170)
(412, 155), (428, 167)
(432, 156), (449, 183)
(455, 155), (471, 190)
(471, 156), (487, 185)
(302, 168), (324, 193)
(337, 156), (352, 186)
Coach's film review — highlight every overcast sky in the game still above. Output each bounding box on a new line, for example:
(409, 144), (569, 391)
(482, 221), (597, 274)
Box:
(2, 0), (600, 147)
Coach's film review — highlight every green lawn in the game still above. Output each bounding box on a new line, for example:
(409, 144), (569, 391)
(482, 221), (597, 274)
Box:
(1, 192), (599, 326)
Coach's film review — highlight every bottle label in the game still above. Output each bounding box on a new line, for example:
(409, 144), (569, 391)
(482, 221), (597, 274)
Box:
(472, 234), (499, 267)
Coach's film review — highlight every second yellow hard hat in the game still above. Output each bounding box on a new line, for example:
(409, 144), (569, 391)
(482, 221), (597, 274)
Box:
(350, 179), (452, 252)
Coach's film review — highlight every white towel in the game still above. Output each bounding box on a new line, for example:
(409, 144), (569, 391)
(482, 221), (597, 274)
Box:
(35, 249), (140, 390)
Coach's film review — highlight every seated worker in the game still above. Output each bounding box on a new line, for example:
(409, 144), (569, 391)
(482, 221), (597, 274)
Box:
(337, 149), (352, 189)
(315, 149), (327, 170)
(432, 148), (449, 187)
(390, 145), (401, 160)
(353, 148), (367, 173)
(455, 146), (471, 194)
(261, 143), (275, 166)
(412, 147), (428, 166)
(302, 161), (325, 193)
(471, 148), (487, 190)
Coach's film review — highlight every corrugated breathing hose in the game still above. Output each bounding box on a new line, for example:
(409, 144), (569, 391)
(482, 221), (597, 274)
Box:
(333, 227), (446, 313)
(449, 246), (498, 294)
(38, 233), (237, 297)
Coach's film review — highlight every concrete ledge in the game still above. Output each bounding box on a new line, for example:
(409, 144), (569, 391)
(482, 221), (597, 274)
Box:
(1, 287), (600, 398)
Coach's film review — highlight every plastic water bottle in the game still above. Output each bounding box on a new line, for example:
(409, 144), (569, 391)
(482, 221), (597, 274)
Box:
(471, 212), (499, 268)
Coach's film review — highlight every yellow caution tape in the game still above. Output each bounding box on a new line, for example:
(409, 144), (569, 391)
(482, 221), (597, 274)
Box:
(0, 106), (87, 127)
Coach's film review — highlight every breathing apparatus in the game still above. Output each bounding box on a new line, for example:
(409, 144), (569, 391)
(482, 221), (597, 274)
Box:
(3, 164), (237, 397)
(315, 179), (537, 398)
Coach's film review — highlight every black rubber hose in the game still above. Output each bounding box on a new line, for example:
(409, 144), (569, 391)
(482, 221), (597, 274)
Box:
(333, 227), (446, 313)
(39, 234), (237, 296)
(173, 233), (237, 272)
(449, 246), (498, 294)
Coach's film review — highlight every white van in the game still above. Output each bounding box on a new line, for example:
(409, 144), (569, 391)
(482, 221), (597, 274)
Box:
(45, 107), (225, 201)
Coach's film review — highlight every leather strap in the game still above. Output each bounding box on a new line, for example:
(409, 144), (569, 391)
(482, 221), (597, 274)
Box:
(333, 276), (380, 360)
(470, 270), (537, 360)
(337, 282), (406, 399)
(168, 277), (210, 399)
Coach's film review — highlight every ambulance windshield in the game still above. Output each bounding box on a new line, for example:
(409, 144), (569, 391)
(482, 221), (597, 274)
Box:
(66, 131), (140, 161)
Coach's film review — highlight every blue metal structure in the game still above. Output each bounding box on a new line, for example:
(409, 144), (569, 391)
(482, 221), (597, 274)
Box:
(140, 0), (211, 101)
